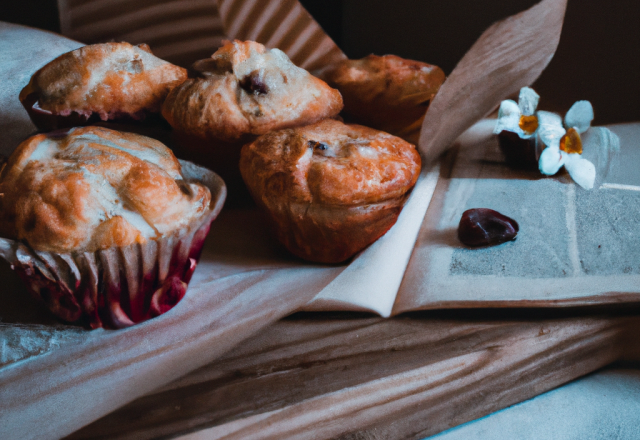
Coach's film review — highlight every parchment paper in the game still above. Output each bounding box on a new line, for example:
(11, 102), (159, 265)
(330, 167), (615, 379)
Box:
(0, 0), (572, 436)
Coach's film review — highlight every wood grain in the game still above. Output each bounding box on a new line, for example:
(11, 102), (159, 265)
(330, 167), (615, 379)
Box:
(68, 310), (640, 440)
(0, 266), (341, 440)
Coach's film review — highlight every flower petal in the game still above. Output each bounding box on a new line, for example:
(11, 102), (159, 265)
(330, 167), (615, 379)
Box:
(537, 110), (566, 147)
(494, 99), (521, 135)
(539, 145), (566, 175)
(564, 154), (596, 189)
(564, 100), (594, 133)
(518, 87), (540, 116)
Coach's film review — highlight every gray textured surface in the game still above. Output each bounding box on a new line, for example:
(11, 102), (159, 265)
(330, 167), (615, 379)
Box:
(427, 368), (640, 440)
(445, 121), (640, 281)
(450, 178), (572, 278)
(576, 188), (640, 275)
(0, 324), (88, 367)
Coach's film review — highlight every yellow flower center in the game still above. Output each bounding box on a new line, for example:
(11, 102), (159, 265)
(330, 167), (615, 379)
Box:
(559, 127), (583, 154)
(519, 115), (539, 135)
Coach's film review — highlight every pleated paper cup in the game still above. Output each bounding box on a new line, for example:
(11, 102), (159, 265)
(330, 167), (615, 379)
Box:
(0, 160), (226, 329)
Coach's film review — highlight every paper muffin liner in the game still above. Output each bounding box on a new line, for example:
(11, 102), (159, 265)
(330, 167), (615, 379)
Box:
(0, 160), (226, 329)
(20, 90), (172, 133)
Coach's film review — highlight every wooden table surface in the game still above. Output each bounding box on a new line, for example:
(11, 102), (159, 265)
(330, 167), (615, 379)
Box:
(67, 308), (640, 440)
(1, 11), (638, 439)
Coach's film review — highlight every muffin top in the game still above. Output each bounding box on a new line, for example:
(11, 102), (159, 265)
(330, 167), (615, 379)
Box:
(320, 54), (445, 136)
(0, 127), (211, 253)
(162, 40), (343, 142)
(19, 42), (187, 121)
(240, 119), (421, 206)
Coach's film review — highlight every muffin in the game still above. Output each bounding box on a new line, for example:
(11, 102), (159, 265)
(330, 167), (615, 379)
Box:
(162, 40), (343, 142)
(161, 40), (343, 202)
(19, 42), (187, 131)
(320, 54), (445, 142)
(0, 126), (226, 328)
(239, 119), (421, 263)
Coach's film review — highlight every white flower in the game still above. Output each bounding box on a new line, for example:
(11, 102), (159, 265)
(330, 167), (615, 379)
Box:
(495, 87), (616, 190)
(538, 100), (596, 189)
(537, 111), (566, 175)
(493, 87), (540, 138)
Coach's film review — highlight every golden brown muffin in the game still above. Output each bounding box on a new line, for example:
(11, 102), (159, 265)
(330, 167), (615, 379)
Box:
(239, 119), (421, 263)
(0, 126), (211, 253)
(320, 54), (445, 141)
(162, 40), (344, 143)
(19, 42), (187, 131)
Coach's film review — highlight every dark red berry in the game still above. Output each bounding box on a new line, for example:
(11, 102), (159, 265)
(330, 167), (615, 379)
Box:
(239, 71), (268, 95)
(458, 208), (519, 247)
(308, 140), (328, 150)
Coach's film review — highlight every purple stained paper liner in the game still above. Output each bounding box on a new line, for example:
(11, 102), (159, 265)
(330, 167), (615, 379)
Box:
(0, 160), (226, 329)
(21, 91), (170, 133)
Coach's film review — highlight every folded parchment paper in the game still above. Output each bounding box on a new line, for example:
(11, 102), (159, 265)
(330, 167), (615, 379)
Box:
(0, 1), (570, 438)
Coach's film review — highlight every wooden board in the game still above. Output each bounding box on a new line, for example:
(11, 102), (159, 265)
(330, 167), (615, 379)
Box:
(0, 10), (634, 439)
(0, 259), (341, 440)
(67, 309), (640, 439)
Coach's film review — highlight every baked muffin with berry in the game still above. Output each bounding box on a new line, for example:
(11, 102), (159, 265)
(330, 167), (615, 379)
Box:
(320, 54), (445, 142)
(0, 126), (225, 328)
(162, 40), (343, 202)
(239, 119), (421, 263)
(20, 42), (187, 131)
(163, 40), (343, 143)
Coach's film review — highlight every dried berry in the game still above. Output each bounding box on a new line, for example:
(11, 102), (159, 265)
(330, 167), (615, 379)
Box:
(239, 71), (268, 95)
(308, 140), (328, 150)
(458, 208), (519, 247)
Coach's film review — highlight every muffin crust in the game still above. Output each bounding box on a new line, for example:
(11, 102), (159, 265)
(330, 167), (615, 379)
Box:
(19, 42), (187, 125)
(240, 119), (421, 263)
(162, 40), (343, 142)
(321, 54), (445, 139)
(0, 127), (211, 253)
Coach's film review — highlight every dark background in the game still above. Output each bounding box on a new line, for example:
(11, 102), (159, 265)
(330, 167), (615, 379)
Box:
(1, 0), (639, 125)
